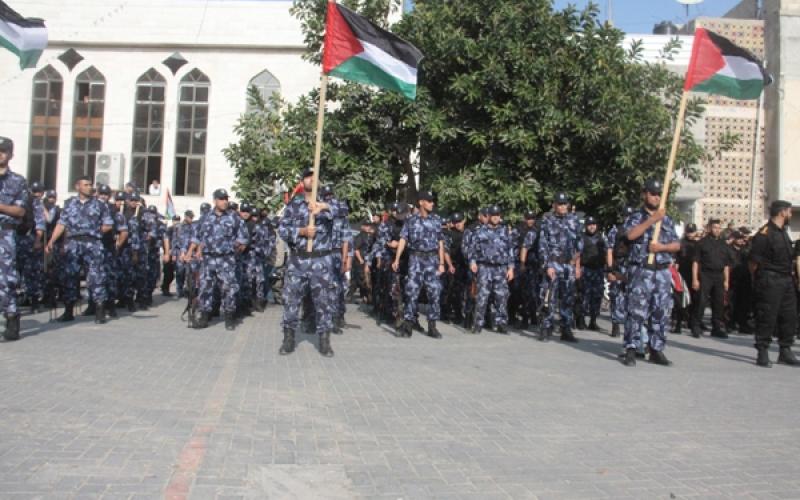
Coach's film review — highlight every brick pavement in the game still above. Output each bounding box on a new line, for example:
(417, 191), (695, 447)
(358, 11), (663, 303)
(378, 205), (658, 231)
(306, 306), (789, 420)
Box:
(0, 298), (799, 499)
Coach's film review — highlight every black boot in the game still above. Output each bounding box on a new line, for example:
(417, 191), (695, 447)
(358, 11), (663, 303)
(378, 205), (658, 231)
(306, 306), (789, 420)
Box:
(30, 297), (40, 314)
(575, 315), (586, 331)
(427, 321), (442, 339)
(106, 300), (118, 318)
(538, 326), (551, 342)
(471, 322), (482, 335)
(622, 348), (636, 367)
(397, 320), (412, 338)
(57, 303), (75, 322)
(224, 312), (236, 331)
(496, 324), (509, 335)
(611, 323), (620, 337)
(649, 350), (672, 366)
(94, 303), (107, 325)
(588, 315), (599, 331)
(3, 314), (21, 341)
(319, 331), (334, 357)
(194, 312), (209, 329)
(691, 327), (701, 338)
(279, 328), (295, 355)
(777, 347), (798, 366)
(82, 301), (96, 316)
(672, 321), (682, 335)
(126, 298), (137, 312)
(756, 347), (772, 368)
(519, 317), (529, 331)
(412, 319), (424, 333)
(560, 326), (578, 343)
(253, 299), (266, 313)
(710, 329), (729, 339)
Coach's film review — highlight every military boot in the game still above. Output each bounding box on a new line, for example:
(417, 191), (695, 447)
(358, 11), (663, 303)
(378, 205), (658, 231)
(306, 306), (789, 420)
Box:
(496, 324), (509, 335)
(611, 323), (621, 337)
(427, 321), (442, 339)
(622, 348), (637, 367)
(777, 347), (799, 366)
(649, 350), (672, 366)
(588, 315), (599, 331)
(106, 300), (118, 318)
(30, 297), (40, 314)
(57, 303), (75, 322)
(224, 312), (236, 331)
(412, 319), (424, 333)
(560, 326), (578, 343)
(194, 312), (210, 329)
(125, 298), (137, 312)
(82, 301), (96, 316)
(397, 320), (412, 338)
(3, 314), (21, 341)
(279, 328), (295, 355)
(575, 314), (586, 331)
(253, 299), (265, 313)
(519, 316), (529, 331)
(319, 331), (334, 357)
(94, 303), (107, 325)
(471, 322), (482, 335)
(538, 326), (551, 342)
(756, 347), (772, 368)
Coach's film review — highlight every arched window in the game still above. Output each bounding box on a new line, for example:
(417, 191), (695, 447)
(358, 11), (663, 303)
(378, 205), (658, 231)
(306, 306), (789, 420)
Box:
(246, 69), (281, 113)
(131, 68), (166, 191)
(28, 65), (62, 189)
(70, 66), (105, 187)
(174, 68), (209, 196)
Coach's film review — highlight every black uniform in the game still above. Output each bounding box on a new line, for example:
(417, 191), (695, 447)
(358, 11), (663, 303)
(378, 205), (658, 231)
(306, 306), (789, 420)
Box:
(750, 220), (796, 350)
(727, 242), (753, 333)
(673, 236), (698, 333)
(692, 234), (730, 336)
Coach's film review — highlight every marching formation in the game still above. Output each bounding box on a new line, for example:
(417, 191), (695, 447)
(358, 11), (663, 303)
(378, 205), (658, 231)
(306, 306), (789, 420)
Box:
(1, 135), (798, 368)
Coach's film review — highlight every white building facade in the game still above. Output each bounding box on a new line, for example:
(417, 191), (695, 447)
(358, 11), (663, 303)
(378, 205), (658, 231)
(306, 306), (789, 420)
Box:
(0, 0), (320, 213)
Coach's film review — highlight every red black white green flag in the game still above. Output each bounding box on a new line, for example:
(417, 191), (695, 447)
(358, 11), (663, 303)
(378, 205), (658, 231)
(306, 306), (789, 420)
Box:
(0, 1), (47, 69)
(684, 27), (770, 100)
(322, 1), (423, 100)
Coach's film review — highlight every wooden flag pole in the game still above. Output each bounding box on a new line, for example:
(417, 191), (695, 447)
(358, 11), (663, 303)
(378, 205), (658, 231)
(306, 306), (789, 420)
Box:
(647, 89), (689, 265)
(306, 73), (329, 252)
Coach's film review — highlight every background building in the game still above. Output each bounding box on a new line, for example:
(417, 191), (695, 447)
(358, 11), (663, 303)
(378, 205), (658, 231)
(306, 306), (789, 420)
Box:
(0, 0), (320, 214)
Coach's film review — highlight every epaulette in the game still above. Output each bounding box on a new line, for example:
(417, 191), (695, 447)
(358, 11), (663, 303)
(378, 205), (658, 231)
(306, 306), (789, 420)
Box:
(759, 224), (769, 235)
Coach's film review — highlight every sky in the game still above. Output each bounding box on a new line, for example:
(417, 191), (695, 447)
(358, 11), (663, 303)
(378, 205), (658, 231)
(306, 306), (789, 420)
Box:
(551, 0), (747, 33)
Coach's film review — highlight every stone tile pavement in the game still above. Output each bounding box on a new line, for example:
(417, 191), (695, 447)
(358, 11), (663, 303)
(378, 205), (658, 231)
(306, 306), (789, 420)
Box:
(1, 298), (799, 499)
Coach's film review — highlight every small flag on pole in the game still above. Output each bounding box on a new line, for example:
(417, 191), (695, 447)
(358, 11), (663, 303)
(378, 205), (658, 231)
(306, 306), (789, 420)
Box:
(322, 1), (423, 100)
(165, 189), (176, 218)
(0, 1), (47, 69)
(684, 28), (771, 100)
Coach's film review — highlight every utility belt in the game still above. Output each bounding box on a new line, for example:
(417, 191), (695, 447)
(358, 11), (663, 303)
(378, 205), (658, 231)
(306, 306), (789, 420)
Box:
(69, 234), (100, 242)
(411, 249), (438, 256)
(636, 262), (670, 271)
(294, 249), (332, 259)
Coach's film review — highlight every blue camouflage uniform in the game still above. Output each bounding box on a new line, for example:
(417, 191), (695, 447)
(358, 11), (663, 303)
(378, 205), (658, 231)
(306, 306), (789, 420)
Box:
(279, 195), (339, 335)
(249, 219), (275, 303)
(194, 208), (248, 314)
(538, 212), (583, 331)
(0, 168), (28, 315)
(58, 196), (114, 305)
(400, 213), (444, 322)
(580, 230), (608, 319)
(17, 196), (46, 302)
(143, 212), (164, 298)
(606, 224), (629, 326)
(173, 221), (195, 296)
(99, 205), (128, 304)
(328, 197), (350, 322)
(471, 224), (515, 328)
(623, 209), (679, 352)
(119, 207), (143, 304)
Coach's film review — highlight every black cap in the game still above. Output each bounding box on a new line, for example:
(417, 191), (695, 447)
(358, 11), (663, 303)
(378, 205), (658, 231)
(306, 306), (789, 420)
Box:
(302, 167), (314, 179)
(685, 223), (697, 234)
(45, 190), (57, 198)
(644, 178), (663, 194)
(554, 192), (570, 204)
(585, 215), (597, 225)
(125, 181), (137, 189)
(200, 202), (211, 213)
(29, 181), (44, 193)
(450, 212), (465, 223)
(114, 192), (127, 202)
(739, 226), (751, 235)
(184, 210), (194, 218)
(148, 205), (157, 213)
(730, 230), (743, 239)
(524, 210), (536, 220)
(229, 202), (239, 211)
(479, 207), (489, 216)
(389, 202), (400, 212)
(0, 136), (13, 153)
(770, 199), (792, 212)
(97, 184), (112, 195)
(320, 185), (334, 197)
(129, 192), (142, 202)
(488, 205), (502, 216)
(418, 190), (435, 202)
(213, 188), (229, 200)
(249, 207), (258, 216)
(239, 202), (252, 212)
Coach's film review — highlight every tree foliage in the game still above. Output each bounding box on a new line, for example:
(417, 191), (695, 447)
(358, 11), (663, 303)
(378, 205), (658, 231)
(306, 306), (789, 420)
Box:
(227, 0), (730, 225)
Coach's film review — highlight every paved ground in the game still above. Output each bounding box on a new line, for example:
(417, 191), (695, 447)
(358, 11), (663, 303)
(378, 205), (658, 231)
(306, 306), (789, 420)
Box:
(1, 298), (799, 500)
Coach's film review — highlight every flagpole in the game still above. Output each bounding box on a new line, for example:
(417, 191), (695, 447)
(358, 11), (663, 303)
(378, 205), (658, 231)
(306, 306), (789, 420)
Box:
(748, 93), (763, 228)
(306, 72), (329, 252)
(647, 90), (689, 265)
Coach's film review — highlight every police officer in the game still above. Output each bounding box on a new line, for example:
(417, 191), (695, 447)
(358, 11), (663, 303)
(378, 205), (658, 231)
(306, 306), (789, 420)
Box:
(321, 185), (351, 331)
(92, 184), (128, 319)
(352, 219), (375, 304)
(173, 210), (195, 298)
(375, 203), (408, 326)
(749, 200), (797, 367)
(538, 192), (583, 342)
(0, 136), (28, 341)
(606, 206), (634, 338)
(516, 211), (539, 330)
(161, 216), (181, 297)
(443, 212), (468, 325)
(278, 169), (340, 356)
(470, 205), (514, 334)
(17, 181), (46, 313)
(393, 190), (445, 339)
(691, 218), (730, 338)
(462, 207), (489, 329)
(727, 230), (753, 334)
(578, 215), (607, 331)
(672, 223), (700, 334)
(620, 178), (680, 367)
(42, 189), (61, 308)
(46, 176), (114, 324)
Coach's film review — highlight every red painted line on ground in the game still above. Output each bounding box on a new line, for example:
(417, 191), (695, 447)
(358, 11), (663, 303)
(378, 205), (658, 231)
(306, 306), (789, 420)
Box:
(164, 427), (212, 500)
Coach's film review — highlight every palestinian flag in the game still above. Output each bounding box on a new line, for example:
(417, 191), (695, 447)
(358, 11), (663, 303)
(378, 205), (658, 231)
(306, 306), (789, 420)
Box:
(322, 1), (423, 100)
(0, 1), (47, 69)
(684, 27), (770, 100)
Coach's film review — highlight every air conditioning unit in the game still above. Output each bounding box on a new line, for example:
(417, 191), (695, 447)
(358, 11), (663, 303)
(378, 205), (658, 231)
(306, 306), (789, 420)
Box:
(95, 152), (125, 190)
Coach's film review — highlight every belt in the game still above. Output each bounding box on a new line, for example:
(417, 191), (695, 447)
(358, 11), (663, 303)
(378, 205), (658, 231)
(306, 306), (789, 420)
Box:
(477, 261), (505, 267)
(642, 262), (670, 271)
(294, 249), (332, 259)
(411, 249), (438, 256)
(204, 252), (234, 257)
(69, 235), (99, 242)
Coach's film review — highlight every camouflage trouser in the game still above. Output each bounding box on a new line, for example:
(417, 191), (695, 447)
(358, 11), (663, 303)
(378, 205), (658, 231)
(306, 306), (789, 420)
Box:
(0, 228), (19, 314)
(608, 265), (628, 325)
(103, 247), (118, 302)
(522, 266), (539, 321)
(475, 265), (510, 328)
(236, 253), (251, 305)
(246, 253), (267, 302)
(133, 248), (149, 300)
(17, 234), (44, 300)
(331, 252), (346, 320)
(581, 267), (605, 317)
(540, 263), (576, 330)
(199, 254), (239, 314)
(175, 258), (188, 296)
(624, 266), (672, 352)
(403, 254), (441, 322)
(146, 245), (160, 295)
(116, 246), (134, 301)
(282, 254), (334, 335)
(62, 239), (107, 304)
